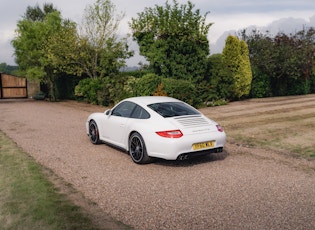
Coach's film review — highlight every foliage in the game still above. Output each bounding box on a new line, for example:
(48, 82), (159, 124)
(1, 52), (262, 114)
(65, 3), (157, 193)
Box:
(23, 3), (57, 21)
(130, 0), (212, 80)
(204, 54), (234, 102)
(130, 73), (198, 105)
(153, 83), (168, 96)
(222, 35), (252, 99)
(12, 1), (133, 101)
(0, 63), (18, 74)
(75, 74), (135, 106)
(78, 0), (133, 79)
(244, 27), (315, 97)
(75, 72), (200, 106)
(133, 73), (163, 96)
(250, 68), (271, 98)
(161, 78), (197, 105)
(75, 78), (104, 104)
(12, 5), (80, 101)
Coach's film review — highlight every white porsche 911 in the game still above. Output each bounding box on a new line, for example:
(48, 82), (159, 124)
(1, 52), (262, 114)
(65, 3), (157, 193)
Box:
(86, 96), (226, 164)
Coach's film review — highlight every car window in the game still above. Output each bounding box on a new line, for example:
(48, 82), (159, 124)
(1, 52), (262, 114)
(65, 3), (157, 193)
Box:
(130, 105), (150, 119)
(147, 102), (200, 118)
(112, 101), (136, 118)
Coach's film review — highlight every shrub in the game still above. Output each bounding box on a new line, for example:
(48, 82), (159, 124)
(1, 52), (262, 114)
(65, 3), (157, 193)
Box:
(75, 75), (138, 106)
(131, 74), (199, 106)
(75, 78), (104, 104)
(161, 78), (198, 106)
(133, 73), (162, 96)
(250, 70), (271, 98)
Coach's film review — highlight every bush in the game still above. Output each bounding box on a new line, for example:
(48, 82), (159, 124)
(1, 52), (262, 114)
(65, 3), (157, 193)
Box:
(75, 73), (207, 107)
(75, 75), (137, 106)
(131, 74), (199, 106)
(161, 78), (198, 106)
(133, 73), (162, 96)
(250, 71), (271, 98)
(75, 78), (104, 104)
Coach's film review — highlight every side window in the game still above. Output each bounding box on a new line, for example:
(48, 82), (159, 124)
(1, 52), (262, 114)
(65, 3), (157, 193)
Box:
(112, 101), (136, 118)
(130, 105), (150, 119)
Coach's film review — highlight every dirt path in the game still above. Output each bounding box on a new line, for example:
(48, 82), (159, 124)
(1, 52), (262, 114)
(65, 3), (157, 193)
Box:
(1, 97), (315, 229)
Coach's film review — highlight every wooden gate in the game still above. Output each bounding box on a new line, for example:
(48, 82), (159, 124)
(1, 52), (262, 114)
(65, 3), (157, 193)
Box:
(0, 73), (27, 99)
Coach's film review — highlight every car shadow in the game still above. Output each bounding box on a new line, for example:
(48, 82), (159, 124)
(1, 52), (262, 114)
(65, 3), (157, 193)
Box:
(153, 150), (229, 167)
(104, 143), (229, 167)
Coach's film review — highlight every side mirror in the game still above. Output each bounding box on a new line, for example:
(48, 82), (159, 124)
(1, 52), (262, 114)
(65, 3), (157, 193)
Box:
(105, 109), (111, 115)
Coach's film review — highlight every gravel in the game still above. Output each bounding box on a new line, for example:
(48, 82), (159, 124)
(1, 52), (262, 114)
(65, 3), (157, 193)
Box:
(1, 99), (315, 229)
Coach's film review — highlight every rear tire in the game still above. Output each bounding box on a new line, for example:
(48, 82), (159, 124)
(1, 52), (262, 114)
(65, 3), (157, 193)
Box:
(129, 132), (152, 164)
(89, 120), (101, 144)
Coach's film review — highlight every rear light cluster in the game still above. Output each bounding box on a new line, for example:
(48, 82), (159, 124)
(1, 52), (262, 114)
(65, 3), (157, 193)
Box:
(216, 125), (224, 132)
(156, 130), (183, 138)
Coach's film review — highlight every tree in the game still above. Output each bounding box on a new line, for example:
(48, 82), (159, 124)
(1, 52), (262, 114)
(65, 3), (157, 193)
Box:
(245, 28), (315, 96)
(239, 40), (253, 96)
(222, 35), (252, 99)
(78, 0), (133, 79)
(0, 63), (18, 74)
(129, 0), (212, 80)
(205, 54), (233, 101)
(23, 3), (57, 21)
(12, 5), (79, 100)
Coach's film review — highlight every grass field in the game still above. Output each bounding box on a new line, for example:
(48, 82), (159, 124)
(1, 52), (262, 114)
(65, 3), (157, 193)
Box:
(201, 94), (315, 159)
(0, 131), (101, 230)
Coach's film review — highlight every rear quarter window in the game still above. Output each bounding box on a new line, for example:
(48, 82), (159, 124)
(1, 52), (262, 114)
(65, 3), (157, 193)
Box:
(130, 105), (150, 119)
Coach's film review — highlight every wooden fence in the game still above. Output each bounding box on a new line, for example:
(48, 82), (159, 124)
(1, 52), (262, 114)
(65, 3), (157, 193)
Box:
(0, 73), (27, 99)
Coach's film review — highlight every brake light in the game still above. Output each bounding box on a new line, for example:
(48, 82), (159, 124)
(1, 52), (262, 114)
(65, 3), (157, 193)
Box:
(216, 125), (224, 132)
(156, 130), (183, 138)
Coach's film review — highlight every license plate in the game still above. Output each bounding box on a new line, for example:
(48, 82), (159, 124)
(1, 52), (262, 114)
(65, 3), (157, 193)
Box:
(192, 141), (215, 150)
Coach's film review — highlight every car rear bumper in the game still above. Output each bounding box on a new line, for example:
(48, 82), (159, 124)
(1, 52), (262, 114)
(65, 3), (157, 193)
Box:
(144, 131), (226, 160)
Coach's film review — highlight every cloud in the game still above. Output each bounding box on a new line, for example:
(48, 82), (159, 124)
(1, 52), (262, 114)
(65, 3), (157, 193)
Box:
(210, 13), (315, 54)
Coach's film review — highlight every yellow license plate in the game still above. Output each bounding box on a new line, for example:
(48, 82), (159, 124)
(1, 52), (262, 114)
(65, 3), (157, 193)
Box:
(192, 141), (215, 150)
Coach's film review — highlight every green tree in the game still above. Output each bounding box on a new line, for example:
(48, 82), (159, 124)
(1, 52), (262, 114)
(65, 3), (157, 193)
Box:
(130, 0), (212, 80)
(205, 54), (233, 101)
(12, 5), (79, 101)
(222, 35), (252, 99)
(78, 0), (133, 79)
(245, 28), (315, 96)
(239, 40), (253, 96)
(23, 3), (57, 21)
(0, 63), (18, 74)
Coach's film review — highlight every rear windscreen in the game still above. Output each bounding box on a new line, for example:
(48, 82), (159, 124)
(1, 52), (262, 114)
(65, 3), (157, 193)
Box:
(147, 102), (200, 118)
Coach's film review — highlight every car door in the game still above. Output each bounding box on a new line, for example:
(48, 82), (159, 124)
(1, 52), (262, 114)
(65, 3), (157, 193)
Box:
(102, 101), (136, 149)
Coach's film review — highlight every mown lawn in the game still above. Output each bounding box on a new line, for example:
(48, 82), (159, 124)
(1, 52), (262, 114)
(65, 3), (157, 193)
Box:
(200, 94), (315, 159)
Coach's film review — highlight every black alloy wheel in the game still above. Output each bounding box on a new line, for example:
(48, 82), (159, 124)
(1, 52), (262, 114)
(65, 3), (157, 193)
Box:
(89, 120), (100, 144)
(129, 132), (152, 164)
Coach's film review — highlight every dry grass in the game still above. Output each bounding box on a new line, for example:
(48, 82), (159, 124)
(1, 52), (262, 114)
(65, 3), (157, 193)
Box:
(200, 94), (315, 159)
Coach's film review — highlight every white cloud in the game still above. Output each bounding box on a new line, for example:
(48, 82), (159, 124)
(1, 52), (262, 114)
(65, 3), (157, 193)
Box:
(209, 9), (315, 42)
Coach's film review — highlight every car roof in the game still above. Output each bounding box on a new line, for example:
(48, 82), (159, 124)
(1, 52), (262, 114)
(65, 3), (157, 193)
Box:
(124, 96), (181, 107)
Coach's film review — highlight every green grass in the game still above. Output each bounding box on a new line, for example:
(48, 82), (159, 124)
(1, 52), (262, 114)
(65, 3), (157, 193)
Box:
(0, 131), (99, 230)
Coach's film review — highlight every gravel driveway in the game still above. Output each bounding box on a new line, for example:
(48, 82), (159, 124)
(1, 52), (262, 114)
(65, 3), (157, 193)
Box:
(1, 99), (315, 229)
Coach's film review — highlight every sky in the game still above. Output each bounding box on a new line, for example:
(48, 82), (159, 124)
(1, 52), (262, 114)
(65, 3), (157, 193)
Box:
(1, 0), (315, 66)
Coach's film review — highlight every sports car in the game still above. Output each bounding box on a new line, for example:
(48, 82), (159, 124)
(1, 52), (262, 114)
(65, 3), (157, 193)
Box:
(86, 96), (226, 164)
